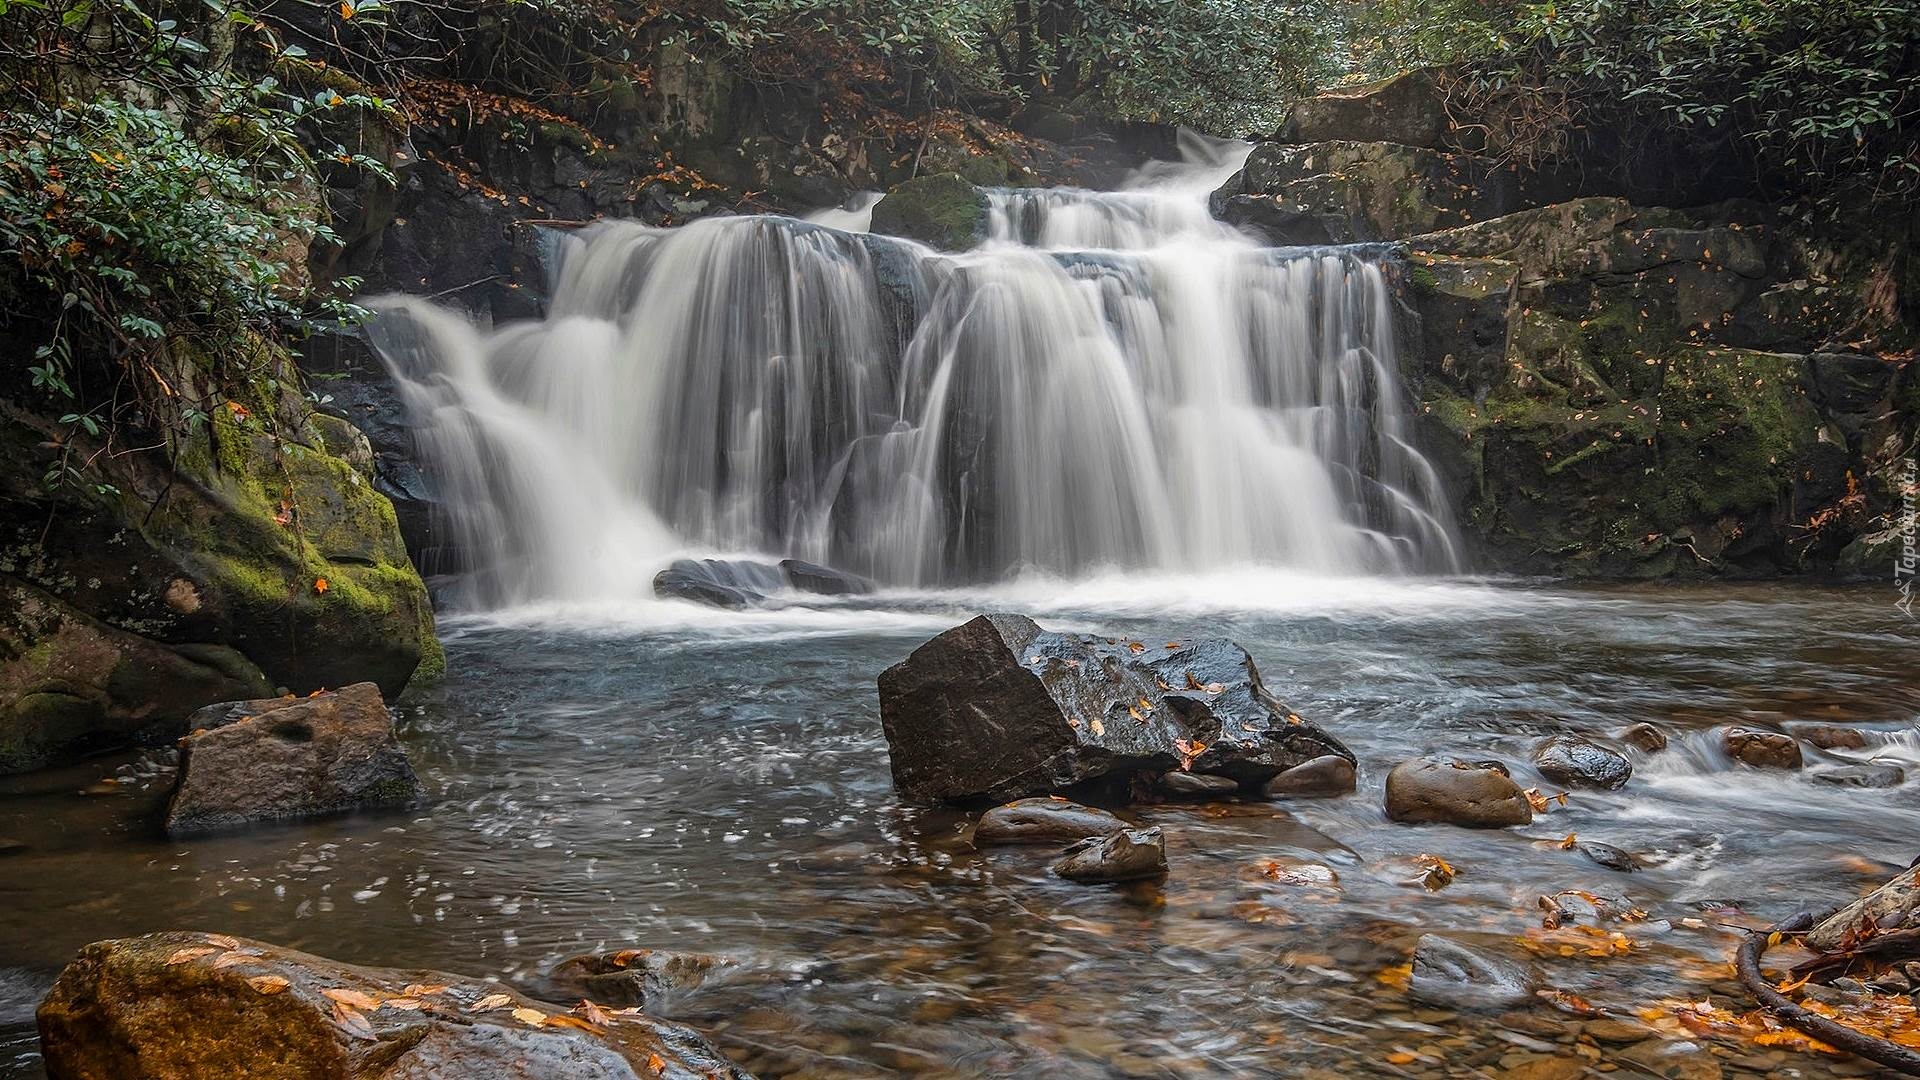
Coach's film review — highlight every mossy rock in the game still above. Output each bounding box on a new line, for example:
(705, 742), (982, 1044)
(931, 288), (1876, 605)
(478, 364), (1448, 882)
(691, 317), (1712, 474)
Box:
(0, 337), (437, 774)
(870, 173), (989, 252)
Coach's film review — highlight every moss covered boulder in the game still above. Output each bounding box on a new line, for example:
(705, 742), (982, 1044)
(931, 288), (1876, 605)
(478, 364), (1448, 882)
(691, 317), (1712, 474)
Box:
(0, 342), (439, 774)
(1213, 140), (1519, 244)
(869, 173), (989, 252)
(37, 930), (754, 1079)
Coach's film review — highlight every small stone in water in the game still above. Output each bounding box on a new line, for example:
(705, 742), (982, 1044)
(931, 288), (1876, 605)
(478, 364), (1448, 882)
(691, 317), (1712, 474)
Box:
(1053, 827), (1167, 883)
(1408, 934), (1536, 1009)
(974, 798), (1126, 846)
(1722, 727), (1803, 769)
(1576, 841), (1638, 873)
(1619, 724), (1668, 753)
(1532, 736), (1632, 790)
(1262, 754), (1357, 798)
(1810, 763), (1905, 788)
(1157, 771), (1240, 798)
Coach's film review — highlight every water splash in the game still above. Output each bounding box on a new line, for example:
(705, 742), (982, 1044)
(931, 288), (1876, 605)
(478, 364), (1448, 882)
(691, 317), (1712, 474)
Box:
(369, 137), (1461, 609)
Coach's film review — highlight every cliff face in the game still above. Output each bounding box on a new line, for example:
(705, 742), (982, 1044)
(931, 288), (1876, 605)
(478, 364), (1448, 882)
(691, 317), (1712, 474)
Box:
(1217, 75), (1916, 579)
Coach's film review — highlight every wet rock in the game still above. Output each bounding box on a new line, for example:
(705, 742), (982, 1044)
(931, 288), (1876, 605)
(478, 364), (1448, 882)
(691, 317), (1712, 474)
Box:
(37, 930), (752, 1079)
(1280, 71), (1448, 149)
(1385, 758), (1532, 828)
(1262, 754), (1357, 799)
(1621, 723), (1668, 752)
(1583, 1019), (1651, 1044)
(1408, 935), (1536, 1009)
(1577, 841), (1639, 873)
(1809, 866), (1920, 952)
(973, 798), (1126, 846)
(1618, 1040), (1723, 1080)
(877, 614), (1353, 803)
(653, 557), (875, 607)
(1721, 727), (1803, 769)
(777, 558), (874, 596)
(549, 948), (735, 1011)
(652, 558), (783, 609)
(1532, 736), (1632, 790)
(869, 173), (988, 252)
(0, 838), (23, 857)
(1157, 771), (1241, 798)
(1793, 723), (1871, 750)
(1053, 826), (1167, 883)
(164, 683), (423, 838)
(1811, 763), (1906, 788)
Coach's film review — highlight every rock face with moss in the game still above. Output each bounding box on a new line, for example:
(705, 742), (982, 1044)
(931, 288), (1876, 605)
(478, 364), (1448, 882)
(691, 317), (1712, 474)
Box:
(869, 173), (992, 252)
(0, 341), (438, 774)
(37, 930), (754, 1079)
(1233, 74), (1917, 579)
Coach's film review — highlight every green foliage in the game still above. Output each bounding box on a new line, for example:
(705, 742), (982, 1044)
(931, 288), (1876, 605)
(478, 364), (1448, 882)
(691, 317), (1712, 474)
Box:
(0, 0), (395, 488)
(1503, 0), (1920, 201)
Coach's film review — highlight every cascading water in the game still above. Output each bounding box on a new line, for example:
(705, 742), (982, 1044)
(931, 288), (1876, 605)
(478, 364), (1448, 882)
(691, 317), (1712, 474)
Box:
(368, 135), (1461, 608)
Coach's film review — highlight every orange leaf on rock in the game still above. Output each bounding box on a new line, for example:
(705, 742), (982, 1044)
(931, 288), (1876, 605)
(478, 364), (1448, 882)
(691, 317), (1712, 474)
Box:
(313, 577), (329, 594)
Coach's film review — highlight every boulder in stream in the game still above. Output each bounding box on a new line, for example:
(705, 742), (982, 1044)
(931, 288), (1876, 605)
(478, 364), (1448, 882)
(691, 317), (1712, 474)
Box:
(1532, 736), (1632, 790)
(1721, 727), (1803, 770)
(164, 682), (422, 838)
(877, 614), (1354, 803)
(1811, 763), (1906, 788)
(1053, 827), (1168, 883)
(36, 930), (754, 1079)
(974, 798), (1127, 846)
(1808, 867), (1920, 952)
(1620, 723), (1668, 753)
(1384, 758), (1532, 828)
(653, 558), (876, 608)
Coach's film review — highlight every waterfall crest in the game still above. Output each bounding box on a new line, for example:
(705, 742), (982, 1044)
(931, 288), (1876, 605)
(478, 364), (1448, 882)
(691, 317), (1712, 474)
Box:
(368, 140), (1461, 608)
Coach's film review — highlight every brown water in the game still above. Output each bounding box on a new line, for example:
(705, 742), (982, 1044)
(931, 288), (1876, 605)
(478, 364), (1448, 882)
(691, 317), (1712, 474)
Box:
(3, 577), (1917, 1078)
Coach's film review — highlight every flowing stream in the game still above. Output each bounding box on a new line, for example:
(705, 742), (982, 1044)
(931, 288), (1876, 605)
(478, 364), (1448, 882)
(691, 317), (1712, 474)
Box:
(2, 144), (1917, 1080)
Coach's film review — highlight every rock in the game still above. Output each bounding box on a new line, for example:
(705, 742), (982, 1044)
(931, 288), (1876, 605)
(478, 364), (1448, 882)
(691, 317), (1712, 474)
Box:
(777, 558), (874, 596)
(1808, 866), (1920, 952)
(1583, 1019), (1651, 1044)
(1385, 758), (1532, 828)
(1792, 723), (1871, 750)
(1279, 71), (1448, 149)
(1215, 140), (1517, 244)
(876, 614), (1353, 803)
(0, 838), (24, 857)
(652, 557), (876, 607)
(548, 948), (735, 1012)
(1053, 827), (1167, 883)
(869, 173), (988, 252)
(1721, 727), (1803, 769)
(1620, 724), (1669, 752)
(163, 683), (423, 838)
(36, 930), (752, 1079)
(973, 798), (1127, 846)
(652, 558), (783, 609)
(1532, 736), (1632, 790)
(1262, 754), (1357, 798)
(1576, 841), (1638, 873)
(1617, 1038), (1724, 1080)
(1408, 935), (1536, 1009)
(1811, 763), (1906, 788)
(1157, 771), (1241, 798)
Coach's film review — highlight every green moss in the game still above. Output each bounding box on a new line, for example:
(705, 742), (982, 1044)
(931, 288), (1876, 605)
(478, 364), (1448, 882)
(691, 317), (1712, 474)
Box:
(869, 173), (988, 252)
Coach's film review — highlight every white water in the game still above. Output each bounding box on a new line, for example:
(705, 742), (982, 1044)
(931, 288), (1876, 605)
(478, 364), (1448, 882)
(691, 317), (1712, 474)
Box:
(368, 135), (1462, 610)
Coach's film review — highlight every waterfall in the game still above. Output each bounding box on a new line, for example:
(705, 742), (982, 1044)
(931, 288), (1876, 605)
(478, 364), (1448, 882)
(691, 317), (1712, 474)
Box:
(367, 138), (1461, 608)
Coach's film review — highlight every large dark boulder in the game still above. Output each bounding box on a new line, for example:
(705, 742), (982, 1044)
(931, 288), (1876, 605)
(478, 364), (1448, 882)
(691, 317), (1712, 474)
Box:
(1531, 736), (1632, 790)
(1279, 71), (1448, 149)
(651, 558), (877, 608)
(36, 931), (753, 1079)
(876, 614), (1354, 803)
(164, 683), (423, 838)
(869, 174), (989, 252)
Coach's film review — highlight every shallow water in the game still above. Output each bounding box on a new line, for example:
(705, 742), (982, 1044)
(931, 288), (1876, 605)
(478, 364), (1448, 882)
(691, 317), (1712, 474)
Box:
(3, 577), (1917, 1078)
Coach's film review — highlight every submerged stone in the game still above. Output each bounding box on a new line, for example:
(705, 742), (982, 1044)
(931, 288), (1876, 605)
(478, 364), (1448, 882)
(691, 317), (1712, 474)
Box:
(1811, 763), (1906, 788)
(1721, 727), (1802, 770)
(548, 948), (736, 1012)
(37, 930), (753, 1079)
(974, 798), (1127, 845)
(1053, 827), (1168, 883)
(876, 614), (1354, 803)
(653, 558), (876, 608)
(1620, 723), (1669, 753)
(164, 683), (422, 838)
(1408, 934), (1537, 1009)
(1577, 841), (1639, 873)
(1262, 754), (1358, 798)
(1157, 771), (1241, 798)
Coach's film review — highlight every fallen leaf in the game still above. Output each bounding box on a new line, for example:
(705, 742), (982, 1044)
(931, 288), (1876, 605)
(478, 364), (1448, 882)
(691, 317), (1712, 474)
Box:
(313, 577), (329, 594)
(646, 1052), (667, 1076)
(512, 1007), (548, 1027)
(469, 993), (512, 1011)
(1126, 641), (1146, 654)
(203, 934), (241, 949)
(166, 947), (219, 966)
(331, 1002), (376, 1040)
(576, 1000), (617, 1026)
(247, 975), (290, 995)
(543, 1014), (603, 1033)
(323, 988), (384, 1011)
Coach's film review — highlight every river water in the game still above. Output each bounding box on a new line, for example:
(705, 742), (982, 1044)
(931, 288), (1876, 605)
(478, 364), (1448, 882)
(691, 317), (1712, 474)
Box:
(3, 575), (1916, 1078)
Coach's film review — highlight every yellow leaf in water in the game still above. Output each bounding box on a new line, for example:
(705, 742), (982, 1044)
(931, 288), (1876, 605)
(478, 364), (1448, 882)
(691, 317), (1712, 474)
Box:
(1558, 833), (1578, 850)
(512, 1007), (548, 1027)
(247, 975), (290, 995)
(1126, 641), (1146, 654)
(469, 993), (512, 1011)
(1136, 697), (1153, 713)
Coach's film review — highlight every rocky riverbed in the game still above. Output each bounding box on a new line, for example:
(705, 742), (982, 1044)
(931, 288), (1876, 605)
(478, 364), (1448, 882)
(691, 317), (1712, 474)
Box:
(0, 577), (1916, 1078)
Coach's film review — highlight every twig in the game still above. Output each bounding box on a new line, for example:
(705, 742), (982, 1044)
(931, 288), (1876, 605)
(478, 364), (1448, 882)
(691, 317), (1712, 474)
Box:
(1736, 909), (1920, 1075)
